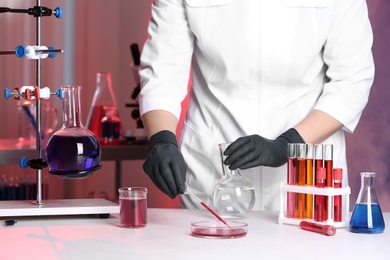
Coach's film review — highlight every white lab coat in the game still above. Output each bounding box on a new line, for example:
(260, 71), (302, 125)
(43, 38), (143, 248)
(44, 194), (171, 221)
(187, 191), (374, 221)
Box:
(139, 0), (374, 211)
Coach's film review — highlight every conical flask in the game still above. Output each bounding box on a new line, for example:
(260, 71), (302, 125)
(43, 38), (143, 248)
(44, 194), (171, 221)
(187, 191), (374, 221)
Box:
(349, 172), (385, 234)
(46, 85), (102, 179)
(86, 72), (123, 145)
(212, 143), (256, 215)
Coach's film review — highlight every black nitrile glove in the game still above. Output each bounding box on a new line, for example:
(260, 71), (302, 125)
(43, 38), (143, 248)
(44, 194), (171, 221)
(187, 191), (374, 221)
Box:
(224, 128), (305, 170)
(143, 130), (186, 199)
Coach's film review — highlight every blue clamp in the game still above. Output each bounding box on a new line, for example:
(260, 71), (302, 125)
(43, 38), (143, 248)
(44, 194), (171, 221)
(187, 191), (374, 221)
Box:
(56, 88), (63, 99)
(15, 45), (26, 58)
(54, 7), (63, 19)
(19, 157), (29, 169)
(4, 88), (12, 100)
(48, 46), (56, 58)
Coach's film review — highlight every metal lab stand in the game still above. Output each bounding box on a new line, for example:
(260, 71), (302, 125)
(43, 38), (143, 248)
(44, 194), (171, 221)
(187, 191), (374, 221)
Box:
(0, 1), (148, 218)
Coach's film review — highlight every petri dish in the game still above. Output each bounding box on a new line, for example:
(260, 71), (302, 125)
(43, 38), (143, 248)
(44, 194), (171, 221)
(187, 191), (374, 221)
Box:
(191, 221), (248, 239)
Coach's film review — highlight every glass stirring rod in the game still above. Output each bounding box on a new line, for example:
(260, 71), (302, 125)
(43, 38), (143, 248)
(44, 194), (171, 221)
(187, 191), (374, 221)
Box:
(185, 183), (231, 227)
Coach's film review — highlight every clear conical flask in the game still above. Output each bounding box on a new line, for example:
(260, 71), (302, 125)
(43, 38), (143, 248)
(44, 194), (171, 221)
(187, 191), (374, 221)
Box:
(46, 85), (102, 179)
(212, 143), (256, 215)
(349, 172), (385, 234)
(86, 72), (123, 145)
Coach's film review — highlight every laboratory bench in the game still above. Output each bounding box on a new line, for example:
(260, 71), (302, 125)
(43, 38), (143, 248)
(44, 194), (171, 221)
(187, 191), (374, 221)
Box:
(1, 208), (389, 259)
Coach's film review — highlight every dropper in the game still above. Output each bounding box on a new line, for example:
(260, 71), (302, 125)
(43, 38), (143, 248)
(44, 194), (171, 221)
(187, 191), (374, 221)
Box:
(185, 183), (231, 227)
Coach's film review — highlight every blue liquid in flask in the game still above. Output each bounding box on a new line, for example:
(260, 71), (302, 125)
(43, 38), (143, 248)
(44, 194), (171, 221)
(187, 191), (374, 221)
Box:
(349, 203), (385, 234)
(349, 172), (385, 234)
(46, 135), (101, 179)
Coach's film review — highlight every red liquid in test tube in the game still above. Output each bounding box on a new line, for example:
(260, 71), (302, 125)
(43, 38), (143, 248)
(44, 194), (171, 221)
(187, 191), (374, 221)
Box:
(323, 144), (333, 220)
(287, 143), (297, 218)
(314, 167), (326, 222)
(314, 144), (324, 170)
(296, 144), (306, 219)
(315, 158), (323, 172)
(300, 221), (336, 236)
(305, 144), (314, 219)
(333, 168), (343, 222)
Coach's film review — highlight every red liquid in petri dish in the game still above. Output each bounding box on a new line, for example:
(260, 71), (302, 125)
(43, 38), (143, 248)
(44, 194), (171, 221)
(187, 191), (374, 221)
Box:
(191, 221), (248, 238)
(119, 197), (147, 228)
(192, 227), (247, 238)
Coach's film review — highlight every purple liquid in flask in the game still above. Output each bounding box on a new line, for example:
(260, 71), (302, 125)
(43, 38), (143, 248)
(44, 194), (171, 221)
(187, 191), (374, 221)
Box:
(46, 85), (101, 179)
(46, 134), (101, 176)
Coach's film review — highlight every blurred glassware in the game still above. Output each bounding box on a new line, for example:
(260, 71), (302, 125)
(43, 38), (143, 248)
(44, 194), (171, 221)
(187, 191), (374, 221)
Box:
(86, 72), (123, 145)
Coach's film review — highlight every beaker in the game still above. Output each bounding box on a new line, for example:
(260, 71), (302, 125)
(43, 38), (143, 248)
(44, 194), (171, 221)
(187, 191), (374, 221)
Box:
(45, 85), (101, 179)
(212, 143), (256, 215)
(349, 172), (385, 234)
(85, 72), (123, 144)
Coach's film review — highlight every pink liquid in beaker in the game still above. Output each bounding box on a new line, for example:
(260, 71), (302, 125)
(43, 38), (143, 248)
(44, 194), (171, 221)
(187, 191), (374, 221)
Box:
(119, 197), (147, 228)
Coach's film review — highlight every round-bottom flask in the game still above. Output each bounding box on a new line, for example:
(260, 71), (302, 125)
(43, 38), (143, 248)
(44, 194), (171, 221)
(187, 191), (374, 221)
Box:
(349, 172), (385, 234)
(212, 143), (256, 215)
(46, 85), (101, 179)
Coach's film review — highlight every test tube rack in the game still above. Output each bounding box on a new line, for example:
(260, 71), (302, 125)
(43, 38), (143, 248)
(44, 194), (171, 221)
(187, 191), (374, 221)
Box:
(0, 0), (119, 218)
(278, 183), (351, 228)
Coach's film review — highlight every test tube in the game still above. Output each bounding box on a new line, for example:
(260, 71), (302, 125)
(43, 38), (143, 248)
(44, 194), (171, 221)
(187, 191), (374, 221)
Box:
(300, 221), (336, 236)
(296, 143), (306, 219)
(333, 168), (343, 222)
(314, 144), (323, 171)
(314, 167), (326, 222)
(287, 143), (297, 218)
(323, 144), (333, 220)
(305, 144), (314, 219)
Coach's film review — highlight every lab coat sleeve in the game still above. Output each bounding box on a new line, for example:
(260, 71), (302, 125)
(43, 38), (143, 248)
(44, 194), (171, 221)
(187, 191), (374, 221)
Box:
(139, 0), (194, 120)
(315, 0), (374, 133)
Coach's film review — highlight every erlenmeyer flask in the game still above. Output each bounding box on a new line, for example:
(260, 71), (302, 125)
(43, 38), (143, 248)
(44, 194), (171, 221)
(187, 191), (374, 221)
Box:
(349, 172), (385, 234)
(212, 143), (256, 215)
(46, 85), (101, 179)
(86, 72), (123, 145)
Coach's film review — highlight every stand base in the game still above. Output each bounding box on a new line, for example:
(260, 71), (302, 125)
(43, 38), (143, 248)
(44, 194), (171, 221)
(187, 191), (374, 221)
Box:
(0, 198), (119, 217)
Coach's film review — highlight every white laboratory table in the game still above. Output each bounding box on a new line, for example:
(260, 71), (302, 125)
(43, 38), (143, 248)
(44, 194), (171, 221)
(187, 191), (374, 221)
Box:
(1, 208), (389, 260)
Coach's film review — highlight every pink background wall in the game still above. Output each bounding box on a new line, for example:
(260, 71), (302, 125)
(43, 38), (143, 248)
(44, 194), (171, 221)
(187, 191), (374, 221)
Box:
(0, 0), (389, 211)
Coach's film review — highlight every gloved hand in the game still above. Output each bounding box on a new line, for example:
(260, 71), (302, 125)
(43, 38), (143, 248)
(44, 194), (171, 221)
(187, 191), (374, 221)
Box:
(143, 130), (186, 199)
(224, 128), (305, 170)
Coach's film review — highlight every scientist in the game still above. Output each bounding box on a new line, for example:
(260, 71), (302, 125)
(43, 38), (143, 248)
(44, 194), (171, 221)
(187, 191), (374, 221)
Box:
(139, 0), (374, 211)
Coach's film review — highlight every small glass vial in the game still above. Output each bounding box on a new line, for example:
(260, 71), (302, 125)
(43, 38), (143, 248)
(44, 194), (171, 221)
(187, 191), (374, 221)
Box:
(349, 172), (385, 234)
